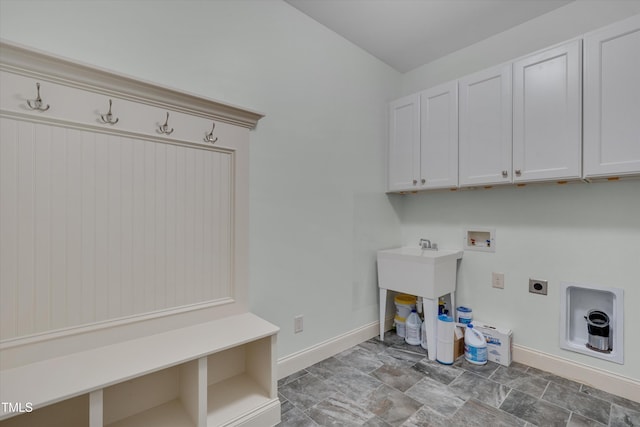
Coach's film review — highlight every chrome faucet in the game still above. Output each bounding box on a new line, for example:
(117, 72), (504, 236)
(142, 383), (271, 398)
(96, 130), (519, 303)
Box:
(419, 238), (437, 250)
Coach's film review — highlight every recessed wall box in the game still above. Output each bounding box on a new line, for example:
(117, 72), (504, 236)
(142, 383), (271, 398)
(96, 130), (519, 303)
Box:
(463, 228), (495, 252)
(559, 282), (623, 364)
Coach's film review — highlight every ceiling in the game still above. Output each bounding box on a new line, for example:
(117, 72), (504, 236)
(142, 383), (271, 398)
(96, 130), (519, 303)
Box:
(285, 0), (574, 73)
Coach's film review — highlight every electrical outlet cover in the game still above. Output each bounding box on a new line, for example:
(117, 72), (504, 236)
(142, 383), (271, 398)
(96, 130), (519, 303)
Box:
(529, 279), (548, 295)
(294, 315), (303, 333)
(492, 272), (504, 289)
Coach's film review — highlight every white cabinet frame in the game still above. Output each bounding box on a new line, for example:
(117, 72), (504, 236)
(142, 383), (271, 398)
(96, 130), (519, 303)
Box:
(513, 40), (583, 183)
(459, 63), (512, 187)
(583, 14), (640, 179)
(419, 81), (459, 190)
(388, 94), (420, 191)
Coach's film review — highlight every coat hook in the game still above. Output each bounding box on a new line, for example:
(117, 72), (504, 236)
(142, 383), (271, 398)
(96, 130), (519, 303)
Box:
(204, 121), (218, 143)
(100, 99), (119, 125)
(158, 112), (174, 135)
(26, 82), (50, 111)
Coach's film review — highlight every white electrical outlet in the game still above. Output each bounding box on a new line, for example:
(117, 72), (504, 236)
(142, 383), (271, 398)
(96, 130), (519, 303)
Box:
(294, 315), (303, 333)
(492, 272), (505, 289)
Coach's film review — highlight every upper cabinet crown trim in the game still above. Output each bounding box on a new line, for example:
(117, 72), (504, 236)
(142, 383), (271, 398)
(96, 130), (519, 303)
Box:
(0, 39), (264, 129)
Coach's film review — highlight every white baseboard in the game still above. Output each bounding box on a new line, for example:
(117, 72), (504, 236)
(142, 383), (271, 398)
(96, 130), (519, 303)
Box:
(277, 317), (393, 380)
(513, 344), (640, 403)
(277, 322), (640, 404)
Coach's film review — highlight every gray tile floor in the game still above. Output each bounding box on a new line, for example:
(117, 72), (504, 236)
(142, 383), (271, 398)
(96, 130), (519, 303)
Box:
(277, 332), (640, 427)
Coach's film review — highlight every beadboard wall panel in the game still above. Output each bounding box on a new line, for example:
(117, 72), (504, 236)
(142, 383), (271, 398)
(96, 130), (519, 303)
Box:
(0, 40), (259, 373)
(0, 116), (233, 341)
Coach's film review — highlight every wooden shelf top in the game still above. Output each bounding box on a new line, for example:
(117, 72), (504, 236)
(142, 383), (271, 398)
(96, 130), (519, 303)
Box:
(0, 312), (279, 420)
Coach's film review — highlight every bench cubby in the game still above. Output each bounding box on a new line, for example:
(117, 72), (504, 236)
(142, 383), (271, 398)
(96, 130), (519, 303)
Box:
(0, 314), (280, 427)
(0, 395), (89, 427)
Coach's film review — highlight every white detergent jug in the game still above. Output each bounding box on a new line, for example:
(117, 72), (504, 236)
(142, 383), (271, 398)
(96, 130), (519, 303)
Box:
(405, 310), (422, 346)
(464, 323), (487, 365)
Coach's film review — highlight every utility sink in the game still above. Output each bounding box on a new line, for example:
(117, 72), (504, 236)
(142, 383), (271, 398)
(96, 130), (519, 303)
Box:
(377, 247), (463, 299)
(377, 246), (463, 359)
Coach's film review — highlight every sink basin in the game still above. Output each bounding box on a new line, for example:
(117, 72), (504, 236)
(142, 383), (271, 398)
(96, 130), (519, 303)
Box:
(377, 247), (463, 298)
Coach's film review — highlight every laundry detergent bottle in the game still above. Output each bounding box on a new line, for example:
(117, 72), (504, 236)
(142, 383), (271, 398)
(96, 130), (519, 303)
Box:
(464, 323), (487, 365)
(405, 309), (422, 346)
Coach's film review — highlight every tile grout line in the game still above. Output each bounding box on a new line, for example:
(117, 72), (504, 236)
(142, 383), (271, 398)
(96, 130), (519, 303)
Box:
(277, 335), (636, 427)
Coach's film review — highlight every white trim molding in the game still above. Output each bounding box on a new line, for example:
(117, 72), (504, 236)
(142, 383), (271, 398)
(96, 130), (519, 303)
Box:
(513, 344), (640, 403)
(0, 39), (264, 129)
(278, 317), (394, 380)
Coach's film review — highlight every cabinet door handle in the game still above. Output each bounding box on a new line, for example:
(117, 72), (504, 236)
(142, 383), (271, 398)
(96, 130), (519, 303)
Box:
(421, 178), (426, 184)
(413, 179), (418, 185)
(515, 169), (522, 176)
(501, 170), (508, 178)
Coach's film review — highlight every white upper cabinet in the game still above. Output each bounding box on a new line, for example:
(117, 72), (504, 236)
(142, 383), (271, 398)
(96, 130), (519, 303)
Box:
(419, 81), (459, 189)
(583, 14), (640, 179)
(388, 16), (638, 193)
(459, 64), (512, 187)
(387, 82), (458, 192)
(513, 40), (582, 182)
(388, 94), (420, 191)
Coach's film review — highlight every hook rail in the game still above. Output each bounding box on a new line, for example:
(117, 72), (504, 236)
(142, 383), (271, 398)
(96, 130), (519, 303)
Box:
(158, 112), (174, 135)
(204, 121), (218, 143)
(100, 99), (119, 125)
(26, 82), (50, 111)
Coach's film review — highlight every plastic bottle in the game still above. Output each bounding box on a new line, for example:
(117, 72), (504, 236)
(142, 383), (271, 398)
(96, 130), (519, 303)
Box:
(436, 314), (454, 365)
(464, 323), (487, 365)
(420, 320), (428, 350)
(405, 309), (422, 346)
(394, 314), (406, 338)
(394, 294), (416, 319)
(457, 306), (473, 325)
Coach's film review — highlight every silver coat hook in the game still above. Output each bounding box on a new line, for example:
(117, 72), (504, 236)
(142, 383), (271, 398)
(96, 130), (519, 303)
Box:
(204, 121), (218, 144)
(100, 99), (119, 125)
(26, 82), (50, 111)
(158, 112), (174, 135)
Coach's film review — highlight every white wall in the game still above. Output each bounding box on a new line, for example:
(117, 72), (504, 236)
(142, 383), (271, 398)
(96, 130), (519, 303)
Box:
(0, 0), (403, 358)
(398, 1), (640, 381)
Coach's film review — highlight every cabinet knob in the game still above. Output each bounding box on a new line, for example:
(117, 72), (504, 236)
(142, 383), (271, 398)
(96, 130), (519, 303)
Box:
(421, 178), (426, 184)
(515, 169), (522, 176)
(502, 170), (508, 178)
(413, 179), (418, 185)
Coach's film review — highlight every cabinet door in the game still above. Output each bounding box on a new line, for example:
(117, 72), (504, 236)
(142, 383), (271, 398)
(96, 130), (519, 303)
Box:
(388, 94), (420, 191)
(459, 64), (512, 186)
(419, 81), (458, 189)
(513, 40), (582, 182)
(584, 14), (640, 178)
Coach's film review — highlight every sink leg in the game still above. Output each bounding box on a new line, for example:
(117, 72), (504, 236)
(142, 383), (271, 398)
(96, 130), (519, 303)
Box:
(379, 288), (387, 341)
(424, 297), (438, 361)
(450, 292), (455, 322)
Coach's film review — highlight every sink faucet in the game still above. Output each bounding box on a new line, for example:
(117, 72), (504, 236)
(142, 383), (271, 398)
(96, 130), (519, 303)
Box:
(419, 238), (438, 250)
